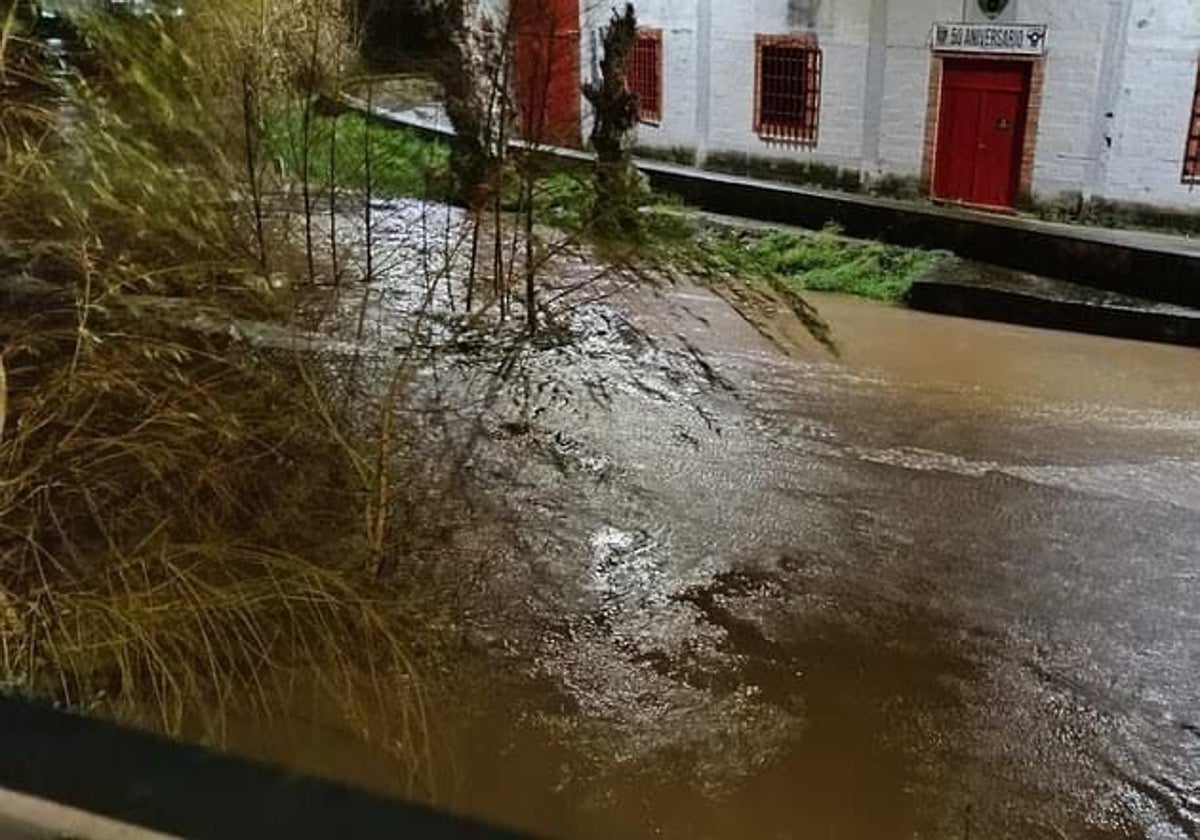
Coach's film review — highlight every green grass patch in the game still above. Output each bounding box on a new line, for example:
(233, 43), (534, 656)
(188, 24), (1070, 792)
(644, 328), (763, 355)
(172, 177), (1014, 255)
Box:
(263, 105), (937, 303)
(676, 224), (944, 304)
(263, 107), (608, 231)
(526, 168), (595, 230)
(264, 106), (454, 200)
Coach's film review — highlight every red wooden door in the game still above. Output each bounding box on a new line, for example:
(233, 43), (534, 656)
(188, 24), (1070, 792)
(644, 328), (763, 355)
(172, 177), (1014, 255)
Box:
(513, 0), (581, 147)
(933, 59), (1030, 209)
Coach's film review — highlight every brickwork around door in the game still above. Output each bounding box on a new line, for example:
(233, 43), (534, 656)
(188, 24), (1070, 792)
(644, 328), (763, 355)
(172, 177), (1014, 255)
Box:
(919, 57), (944, 194)
(1019, 58), (1045, 202)
(921, 54), (1044, 206)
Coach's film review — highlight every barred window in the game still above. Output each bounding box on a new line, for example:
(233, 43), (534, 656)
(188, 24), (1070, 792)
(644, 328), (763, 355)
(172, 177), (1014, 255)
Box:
(628, 29), (663, 124)
(1184, 60), (1200, 182)
(754, 33), (821, 146)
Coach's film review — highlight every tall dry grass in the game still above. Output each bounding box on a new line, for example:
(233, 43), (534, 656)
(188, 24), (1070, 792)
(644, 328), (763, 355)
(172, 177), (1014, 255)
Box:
(0, 2), (438, 790)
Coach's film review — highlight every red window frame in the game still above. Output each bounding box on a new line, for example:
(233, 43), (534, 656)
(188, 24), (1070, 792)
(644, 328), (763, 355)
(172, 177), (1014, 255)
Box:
(1184, 59), (1200, 182)
(628, 29), (663, 124)
(754, 33), (822, 146)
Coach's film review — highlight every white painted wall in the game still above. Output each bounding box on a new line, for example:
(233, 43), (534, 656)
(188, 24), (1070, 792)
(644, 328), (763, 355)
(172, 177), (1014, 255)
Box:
(1022, 1), (1115, 198)
(619, 0), (702, 151)
(576, 0), (1200, 210)
(1102, 0), (1200, 207)
(703, 0), (870, 168)
(877, 0), (958, 177)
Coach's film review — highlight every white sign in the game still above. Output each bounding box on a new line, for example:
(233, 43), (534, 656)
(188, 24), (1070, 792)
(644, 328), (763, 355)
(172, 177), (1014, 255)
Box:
(931, 22), (1047, 55)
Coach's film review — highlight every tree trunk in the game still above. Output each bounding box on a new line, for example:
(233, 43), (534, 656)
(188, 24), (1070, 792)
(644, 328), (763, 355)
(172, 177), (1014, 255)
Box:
(426, 0), (508, 212)
(582, 3), (641, 238)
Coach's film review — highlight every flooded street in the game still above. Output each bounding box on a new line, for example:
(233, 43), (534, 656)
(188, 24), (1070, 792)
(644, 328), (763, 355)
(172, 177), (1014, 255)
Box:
(435, 280), (1200, 839)
(7, 8), (1199, 838)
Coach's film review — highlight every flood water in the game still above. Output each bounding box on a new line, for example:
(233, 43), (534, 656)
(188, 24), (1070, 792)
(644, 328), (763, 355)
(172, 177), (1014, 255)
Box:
(15, 16), (1194, 837)
(200, 198), (1200, 840)
(423, 282), (1200, 840)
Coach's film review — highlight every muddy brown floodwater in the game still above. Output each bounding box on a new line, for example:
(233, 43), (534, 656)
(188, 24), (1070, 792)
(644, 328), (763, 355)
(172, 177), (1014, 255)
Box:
(420, 278), (1200, 840)
(243, 206), (1200, 840)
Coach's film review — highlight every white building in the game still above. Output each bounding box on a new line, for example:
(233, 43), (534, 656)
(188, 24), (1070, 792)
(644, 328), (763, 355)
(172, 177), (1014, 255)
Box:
(521, 0), (1200, 213)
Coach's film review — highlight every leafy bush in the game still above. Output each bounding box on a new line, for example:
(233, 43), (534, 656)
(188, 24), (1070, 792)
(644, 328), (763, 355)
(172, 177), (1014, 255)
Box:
(532, 170), (595, 231)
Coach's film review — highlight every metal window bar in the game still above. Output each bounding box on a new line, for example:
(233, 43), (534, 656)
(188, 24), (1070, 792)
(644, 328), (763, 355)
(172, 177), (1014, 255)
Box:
(1184, 60), (1200, 182)
(754, 34), (820, 146)
(629, 30), (662, 123)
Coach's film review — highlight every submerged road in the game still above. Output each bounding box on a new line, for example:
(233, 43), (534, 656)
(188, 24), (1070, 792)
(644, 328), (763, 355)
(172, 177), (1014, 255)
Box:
(444, 279), (1200, 840)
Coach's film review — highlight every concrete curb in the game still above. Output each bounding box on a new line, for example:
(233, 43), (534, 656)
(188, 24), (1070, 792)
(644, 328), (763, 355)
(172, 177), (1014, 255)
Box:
(908, 282), (1200, 346)
(908, 263), (1200, 347)
(0, 696), (535, 840)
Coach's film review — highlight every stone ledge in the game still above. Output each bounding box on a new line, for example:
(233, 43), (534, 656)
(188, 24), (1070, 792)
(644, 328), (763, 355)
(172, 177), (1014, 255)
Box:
(908, 259), (1200, 347)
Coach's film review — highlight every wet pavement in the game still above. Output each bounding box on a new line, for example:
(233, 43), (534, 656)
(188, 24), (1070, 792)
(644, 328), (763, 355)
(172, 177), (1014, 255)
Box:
(430, 276), (1200, 840)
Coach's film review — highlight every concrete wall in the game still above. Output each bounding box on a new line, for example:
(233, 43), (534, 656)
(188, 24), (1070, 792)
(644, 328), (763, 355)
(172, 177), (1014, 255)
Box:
(1022, 1), (1119, 199)
(581, 0), (876, 170)
(877, 0), (958, 177)
(1102, 0), (1200, 207)
(614, 0), (702, 151)
(702, 0), (871, 169)
(577, 0), (1200, 211)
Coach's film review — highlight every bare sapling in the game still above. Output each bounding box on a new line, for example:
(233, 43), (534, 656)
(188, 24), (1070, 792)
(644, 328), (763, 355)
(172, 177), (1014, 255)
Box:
(299, 7), (320, 283)
(328, 108), (340, 285)
(240, 60), (270, 276)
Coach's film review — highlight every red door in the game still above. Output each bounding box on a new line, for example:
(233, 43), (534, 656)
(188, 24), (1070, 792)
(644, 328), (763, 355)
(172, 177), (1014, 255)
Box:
(513, 0), (581, 147)
(933, 59), (1030, 210)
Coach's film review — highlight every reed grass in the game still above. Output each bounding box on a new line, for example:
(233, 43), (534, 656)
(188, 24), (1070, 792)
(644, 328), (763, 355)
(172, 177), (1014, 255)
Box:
(0, 2), (437, 788)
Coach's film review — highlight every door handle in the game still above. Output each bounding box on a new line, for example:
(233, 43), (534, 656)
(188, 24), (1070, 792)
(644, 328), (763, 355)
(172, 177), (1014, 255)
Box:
(996, 118), (1012, 131)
